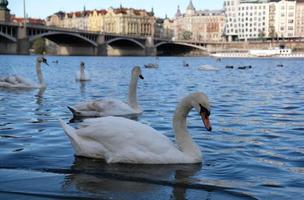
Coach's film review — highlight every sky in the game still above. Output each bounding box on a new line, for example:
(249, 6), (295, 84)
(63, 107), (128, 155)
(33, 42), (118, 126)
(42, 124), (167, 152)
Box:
(8, 0), (224, 19)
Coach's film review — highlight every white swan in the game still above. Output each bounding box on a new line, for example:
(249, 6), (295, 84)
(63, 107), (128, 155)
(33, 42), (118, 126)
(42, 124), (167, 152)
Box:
(144, 63), (159, 68)
(0, 57), (49, 89)
(198, 65), (220, 71)
(76, 62), (90, 81)
(68, 66), (144, 118)
(60, 92), (212, 164)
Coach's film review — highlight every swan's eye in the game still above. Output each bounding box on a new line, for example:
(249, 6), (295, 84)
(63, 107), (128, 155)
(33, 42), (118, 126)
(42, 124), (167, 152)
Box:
(199, 104), (210, 116)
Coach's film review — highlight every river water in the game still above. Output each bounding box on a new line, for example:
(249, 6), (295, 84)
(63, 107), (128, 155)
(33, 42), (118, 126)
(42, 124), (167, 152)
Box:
(0, 55), (303, 200)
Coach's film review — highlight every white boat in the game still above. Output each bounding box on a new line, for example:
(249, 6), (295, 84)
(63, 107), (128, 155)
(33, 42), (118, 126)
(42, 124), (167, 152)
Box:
(249, 47), (291, 57)
(210, 47), (304, 58)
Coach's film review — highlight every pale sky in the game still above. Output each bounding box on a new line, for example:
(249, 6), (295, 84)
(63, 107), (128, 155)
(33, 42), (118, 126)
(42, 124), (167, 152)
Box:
(8, 0), (224, 19)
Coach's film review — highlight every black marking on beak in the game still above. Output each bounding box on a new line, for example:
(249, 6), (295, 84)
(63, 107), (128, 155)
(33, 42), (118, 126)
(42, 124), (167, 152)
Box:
(139, 75), (144, 80)
(42, 58), (49, 66)
(199, 104), (210, 117)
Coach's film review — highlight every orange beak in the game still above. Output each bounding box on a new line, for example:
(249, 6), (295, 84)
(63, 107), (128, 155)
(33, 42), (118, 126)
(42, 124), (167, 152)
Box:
(200, 111), (212, 131)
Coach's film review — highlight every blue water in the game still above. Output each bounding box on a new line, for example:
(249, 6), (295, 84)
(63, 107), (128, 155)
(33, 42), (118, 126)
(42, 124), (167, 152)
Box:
(0, 55), (303, 200)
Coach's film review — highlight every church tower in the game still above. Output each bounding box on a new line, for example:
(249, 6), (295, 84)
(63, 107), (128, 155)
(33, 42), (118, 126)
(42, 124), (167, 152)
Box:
(185, 0), (196, 16)
(175, 5), (182, 18)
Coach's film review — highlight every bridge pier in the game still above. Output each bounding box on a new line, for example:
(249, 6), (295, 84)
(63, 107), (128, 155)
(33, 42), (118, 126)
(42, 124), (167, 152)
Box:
(145, 36), (156, 56)
(96, 34), (107, 56)
(17, 27), (30, 55)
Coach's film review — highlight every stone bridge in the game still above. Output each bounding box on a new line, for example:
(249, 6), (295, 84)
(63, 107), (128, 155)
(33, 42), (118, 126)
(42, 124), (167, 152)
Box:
(0, 22), (209, 56)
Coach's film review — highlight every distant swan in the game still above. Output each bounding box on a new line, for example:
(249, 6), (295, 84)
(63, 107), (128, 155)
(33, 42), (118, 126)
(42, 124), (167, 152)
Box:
(60, 92), (212, 164)
(144, 63), (159, 68)
(198, 65), (220, 71)
(76, 62), (90, 81)
(0, 57), (49, 89)
(68, 66), (144, 118)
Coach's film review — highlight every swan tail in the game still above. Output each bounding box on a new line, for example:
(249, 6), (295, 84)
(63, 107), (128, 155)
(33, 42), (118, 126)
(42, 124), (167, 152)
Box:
(59, 119), (76, 140)
(67, 106), (81, 117)
(59, 119), (83, 156)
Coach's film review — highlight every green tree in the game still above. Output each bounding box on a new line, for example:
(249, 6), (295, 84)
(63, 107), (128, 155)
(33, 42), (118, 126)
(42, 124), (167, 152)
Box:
(258, 30), (265, 41)
(182, 31), (192, 40)
(32, 38), (46, 54)
(269, 28), (278, 40)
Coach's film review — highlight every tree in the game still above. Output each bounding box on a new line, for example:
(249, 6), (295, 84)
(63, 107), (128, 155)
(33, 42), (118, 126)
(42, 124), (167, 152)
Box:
(32, 38), (46, 54)
(182, 31), (192, 40)
(258, 30), (265, 41)
(269, 28), (278, 40)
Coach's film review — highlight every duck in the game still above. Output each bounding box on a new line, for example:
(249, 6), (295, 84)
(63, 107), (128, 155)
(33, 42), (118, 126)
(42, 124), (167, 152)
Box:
(225, 65), (234, 69)
(237, 66), (247, 70)
(76, 62), (90, 81)
(68, 66), (144, 118)
(0, 57), (49, 89)
(60, 92), (212, 164)
(183, 61), (189, 67)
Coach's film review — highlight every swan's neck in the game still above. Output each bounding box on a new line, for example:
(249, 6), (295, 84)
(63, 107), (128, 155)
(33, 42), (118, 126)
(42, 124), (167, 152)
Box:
(128, 74), (139, 110)
(173, 97), (202, 159)
(80, 66), (85, 80)
(36, 61), (45, 88)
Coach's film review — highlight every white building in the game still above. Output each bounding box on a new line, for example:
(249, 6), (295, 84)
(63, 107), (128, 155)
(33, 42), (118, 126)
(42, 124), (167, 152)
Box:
(224, 0), (240, 41)
(224, 0), (297, 41)
(269, 0), (296, 38)
(237, 1), (269, 40)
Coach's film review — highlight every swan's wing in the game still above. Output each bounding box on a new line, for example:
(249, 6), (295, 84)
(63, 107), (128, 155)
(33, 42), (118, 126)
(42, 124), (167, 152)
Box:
(77, 117), (181, 164)
(74, 99), (134, 117)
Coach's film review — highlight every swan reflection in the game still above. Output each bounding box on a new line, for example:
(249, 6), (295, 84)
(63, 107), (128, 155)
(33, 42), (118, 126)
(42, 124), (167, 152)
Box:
(63, 157), (201, 198)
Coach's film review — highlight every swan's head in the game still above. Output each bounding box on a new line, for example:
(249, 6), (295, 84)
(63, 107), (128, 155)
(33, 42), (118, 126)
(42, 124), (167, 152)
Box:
(190, 92), (212, 132)
(80, 62), (85, 68)
(132, 66), (144, 80)
(37, 57), (49, 66)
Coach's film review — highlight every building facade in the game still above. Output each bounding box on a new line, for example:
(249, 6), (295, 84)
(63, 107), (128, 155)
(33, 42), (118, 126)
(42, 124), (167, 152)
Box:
(269, 0), (296, 38)
(224, 0), (240, 41)
(46, 7), (155, 36)
(237, 1), (269, 40)
(295, 0), (304, 37)
(174, 0), (225, 41)
(224, 0), (298, 41)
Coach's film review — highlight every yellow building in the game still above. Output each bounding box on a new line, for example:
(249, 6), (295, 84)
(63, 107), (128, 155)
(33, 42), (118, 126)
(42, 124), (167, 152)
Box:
(88, 9), (107, 32)
(103, 7), (155, 36)
(46, 7), (155, 36)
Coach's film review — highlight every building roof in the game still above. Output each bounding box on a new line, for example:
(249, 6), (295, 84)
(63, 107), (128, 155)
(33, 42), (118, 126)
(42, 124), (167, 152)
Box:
(175, 5), (182, 18)
(12, 17), (46, 25)
(186, 0), (196, 11)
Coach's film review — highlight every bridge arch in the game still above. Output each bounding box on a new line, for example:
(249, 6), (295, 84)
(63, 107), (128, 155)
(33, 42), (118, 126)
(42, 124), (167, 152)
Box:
(0, 32), (17, 42)
(155, 41), (207, 51)
(29, 32), (97, 47)
(106, 37), (145, 49)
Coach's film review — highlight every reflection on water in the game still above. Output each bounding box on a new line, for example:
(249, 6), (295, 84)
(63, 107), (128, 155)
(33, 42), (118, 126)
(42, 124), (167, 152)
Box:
(79, 81), (86, 96)
(0, 56), (304, 199)
(64, 157), (200, 196)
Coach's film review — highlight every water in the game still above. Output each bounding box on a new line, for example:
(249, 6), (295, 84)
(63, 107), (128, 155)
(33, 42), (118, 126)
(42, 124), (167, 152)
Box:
(0, 55), (303, 200)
